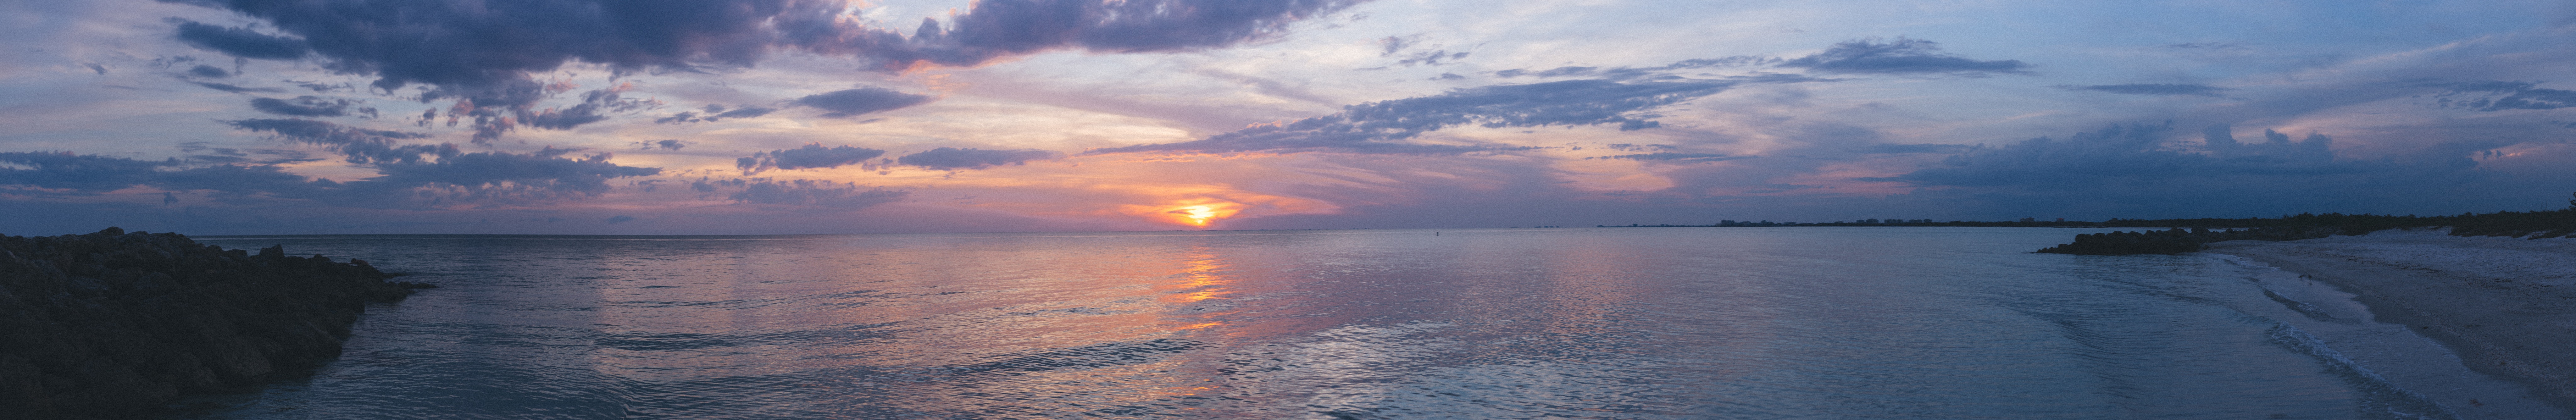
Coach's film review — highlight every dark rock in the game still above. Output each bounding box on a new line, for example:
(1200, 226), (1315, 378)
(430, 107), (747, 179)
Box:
(2036, 226), (2340, 255)
(0, 227), (430, 419)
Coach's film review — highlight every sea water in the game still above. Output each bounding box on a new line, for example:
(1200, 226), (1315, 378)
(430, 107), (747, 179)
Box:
(176, 227), (2511, 419)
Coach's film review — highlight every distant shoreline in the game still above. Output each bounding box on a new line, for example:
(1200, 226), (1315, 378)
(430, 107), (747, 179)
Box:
(1598, 221), (2107, 228)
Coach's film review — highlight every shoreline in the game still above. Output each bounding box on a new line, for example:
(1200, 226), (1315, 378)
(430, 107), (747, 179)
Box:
(2202, 229), (2576, 417)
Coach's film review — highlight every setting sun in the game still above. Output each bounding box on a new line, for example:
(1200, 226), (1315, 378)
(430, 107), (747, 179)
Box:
(1169, 206), (1219, 226)
(1121, 200), (1249, 227)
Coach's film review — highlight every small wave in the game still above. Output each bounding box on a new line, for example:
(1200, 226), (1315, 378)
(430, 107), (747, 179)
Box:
(2265, 323), (2458, 420)
(2262, 289), (2359, 324)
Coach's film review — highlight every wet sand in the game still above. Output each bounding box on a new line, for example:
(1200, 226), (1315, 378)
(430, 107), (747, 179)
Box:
(2205, 229), (2576, 417)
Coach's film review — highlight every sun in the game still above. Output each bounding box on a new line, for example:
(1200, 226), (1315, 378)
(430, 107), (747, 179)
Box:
(1168, 205), (1220, 227)
(1121, 200), (1248, 228)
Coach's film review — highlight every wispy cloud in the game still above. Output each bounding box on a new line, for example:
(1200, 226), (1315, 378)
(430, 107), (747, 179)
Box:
(896, 147), (1061, 170)
(1092, 75), (1818, 155)
(2055, 83), (2229, 97)
(1778, 37), (2033, 76)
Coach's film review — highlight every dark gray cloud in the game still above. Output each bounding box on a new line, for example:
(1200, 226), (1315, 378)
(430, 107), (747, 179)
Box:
(424, 83), (658, 143)
(2164, 42), (2245, 49)
(2434, 81), (2576, 111)
(227, 118), (442, 164)
(1089, 75), (1816, 155)
(169, 19), (308, 60)
(1857, 143), (1971, 154)
(158, 0), (1357, 144)
(729, 180), (907, 207)
(1857, 122), (2553, 219)
(523, 87), (658, 130)
(142, 164), (323, 197)
(1779, 37), (2032, 76)
(1891, 123), (2348, 187)
(896, 147), (1060, 170)
(368, 148), (660, 196)
(186, 64), (232, 78)
(2199, 124), (2334, 161)
(176, 142), (316, 165)
(2057, 83), (2228, 97)
(191, 82), (285, 93)
(0, 152), (179, 191)
(656, 104), (777, 124)
(793, 88), (933, 118)
(0, 153), (336, 199)
(1492, 56), (1779, 80)
(248, 96), (357, 116)
(1374, 35), (1467, 67)
(736, 144), (887, 174)
(162, 0), (1360, 90)
(1589, 152), (1744, 163)
(639, 140), (687, 151)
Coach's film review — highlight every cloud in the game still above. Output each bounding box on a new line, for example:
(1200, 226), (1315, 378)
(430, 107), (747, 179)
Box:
(2056, 83), (2228, 97)
(895, 147), (1061, 170)
(191, 82), (285, 93)
(1891, 123), (2348, 187)
(2434, 81), (2576, 111)
(1492, 56), (1779, 80)
(186, 64), (231, 78)
(655, 104), (776, 124)
(1778, 37), (2032, 76)
(169, 19), (308, 60)
(1863, 122), (2543, 218)
(248, 96), (358, 116)
(17, 122), (664, 204)
(177, 141), (317, 164)
(146, 164), (326, 197)
(2163, 42), (2246, 50)
(792, 88), (933, 118)
(0, 152), (179, 191)
(1855, 143), (1969, 154)
(607, 215), (635, 223)
(640, 140), (687, 151)
(1374, 35), (1467, 67)
(728, 179), (907, 207)
(522, 86), (658, 130)
(425, 83), (659, 143)
(0, 152), (336, 198)
(158, 0), (1355, 143)
(226, 119), (442, 164)
(1589, 152), (1745, 163)
(736, 144), (887, 174)
(364, 148), (660, 196)
(1089, 76), (1813, 155)
(164, 0), (1362, 91)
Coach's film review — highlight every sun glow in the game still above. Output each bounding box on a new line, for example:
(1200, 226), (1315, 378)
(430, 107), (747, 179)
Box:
(1121, 199), (1248, 227)
(1169, 205), (1220, 226)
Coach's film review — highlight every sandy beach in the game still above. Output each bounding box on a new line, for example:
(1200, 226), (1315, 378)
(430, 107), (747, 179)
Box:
(2206, 229), (2576, 417)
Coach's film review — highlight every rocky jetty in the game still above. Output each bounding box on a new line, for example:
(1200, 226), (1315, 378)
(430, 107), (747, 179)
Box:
(2039, 197), (2576, 255)
(0, 228), (430, 419)
(2036, 227), (2342, 255)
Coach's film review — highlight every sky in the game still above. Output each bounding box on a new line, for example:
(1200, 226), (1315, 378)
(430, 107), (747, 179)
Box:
(3, 0), (2574, 235)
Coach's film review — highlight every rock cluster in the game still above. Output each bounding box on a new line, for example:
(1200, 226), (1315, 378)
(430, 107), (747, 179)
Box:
(2035, 227), (2340, 255)
(0, 227), (430, 419)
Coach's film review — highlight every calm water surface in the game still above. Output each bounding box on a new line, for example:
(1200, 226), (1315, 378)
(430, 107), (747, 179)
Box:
(184, 227), (2466, 419)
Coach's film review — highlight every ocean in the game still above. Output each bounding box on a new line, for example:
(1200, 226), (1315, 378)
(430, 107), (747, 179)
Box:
(177, 227), (2489, 419)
